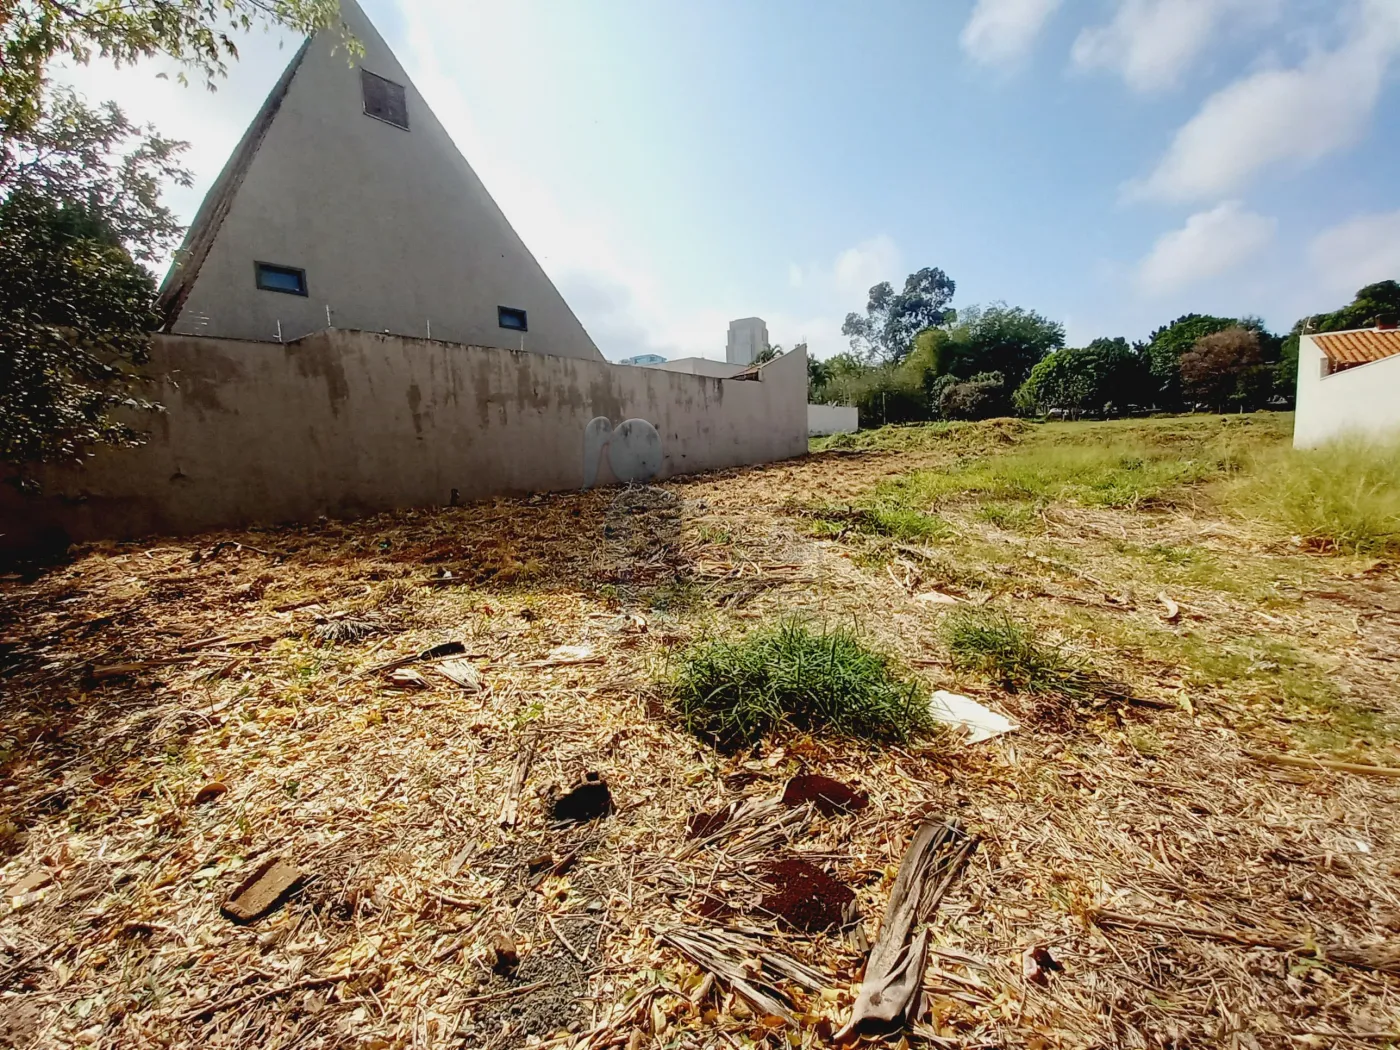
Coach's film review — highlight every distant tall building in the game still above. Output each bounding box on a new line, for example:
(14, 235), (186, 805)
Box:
(726, 317), (769, 366)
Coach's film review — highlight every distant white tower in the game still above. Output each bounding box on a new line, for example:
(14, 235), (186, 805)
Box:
(726, 317), (769, 366)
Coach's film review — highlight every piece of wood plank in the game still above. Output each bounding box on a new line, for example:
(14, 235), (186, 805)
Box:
(222, 856), (303, 923)
(497, 730), (538, 828)
(89, 655), (199, 680)
(1245, 750), (1400, 779)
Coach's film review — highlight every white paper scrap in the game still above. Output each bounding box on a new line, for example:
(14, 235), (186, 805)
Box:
(929, 690), (1018, 744)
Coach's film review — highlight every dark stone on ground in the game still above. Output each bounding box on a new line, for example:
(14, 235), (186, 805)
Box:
(760, 856), (855, 932)
(781, 774), (869, 817)
(491, 931), (519, 975)
(551, 773), (612, 823)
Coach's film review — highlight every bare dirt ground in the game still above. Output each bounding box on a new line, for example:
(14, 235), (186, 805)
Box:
(2, 416), (1398, 1049)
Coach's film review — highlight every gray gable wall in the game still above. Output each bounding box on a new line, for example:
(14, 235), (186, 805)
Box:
(158, 0), (603, 361)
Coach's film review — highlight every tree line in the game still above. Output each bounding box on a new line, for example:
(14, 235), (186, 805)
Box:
(809, 271), (1400, 425)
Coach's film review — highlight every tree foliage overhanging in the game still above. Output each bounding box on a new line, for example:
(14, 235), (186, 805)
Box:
(812, 268), (1394, 427)
(0, 192), (162, 470)
(2, 0), (346, 142)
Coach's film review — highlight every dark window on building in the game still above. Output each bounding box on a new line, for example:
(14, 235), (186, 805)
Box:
(362, 69), (409, 130)
(255, 262), (308, 296)
(498, 306), (528, 332)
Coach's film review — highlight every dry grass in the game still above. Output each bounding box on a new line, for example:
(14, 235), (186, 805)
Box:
(1, 413), (1399, 1049)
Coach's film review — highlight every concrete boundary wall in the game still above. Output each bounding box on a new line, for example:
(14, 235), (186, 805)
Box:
(1, 330), (807, 546)
(808, 404), (858, 437)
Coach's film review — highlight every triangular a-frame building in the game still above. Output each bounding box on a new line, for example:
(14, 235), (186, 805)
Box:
(158, 0), (602, 361)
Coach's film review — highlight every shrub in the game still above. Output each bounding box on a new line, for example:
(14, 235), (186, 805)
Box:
(1223, 436), (1400, 554)
(671, 621), (935, 747)
(939, 371), (1008, 420)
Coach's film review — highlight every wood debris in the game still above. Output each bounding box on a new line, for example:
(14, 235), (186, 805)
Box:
(657, 926), (826, 1025)
(221, 856), (303, 923)
(1091, 909), (1400, 975)
(498, 729), (537, 827)
(1246, 749), (1400, 779)
(836, 820), (977, 1041)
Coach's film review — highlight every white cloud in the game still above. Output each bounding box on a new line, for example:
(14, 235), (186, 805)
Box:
(1309, 210), (1400, 299)
(1129, 0), (1400, 201)
(1137, 201), (1276, 295)
(1072, 0), (1278, 93)
(831, 235), (902, 297)
(960, 0), (1063, 66)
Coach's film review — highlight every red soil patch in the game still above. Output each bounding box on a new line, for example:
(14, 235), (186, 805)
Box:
(760, 857), (855, 932)
(781, 774), (869, 817)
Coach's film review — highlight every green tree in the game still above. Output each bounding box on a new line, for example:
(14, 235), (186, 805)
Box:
(3, 1), (345, 476)
(1307, 280), (1400, 333)
(2, 89), (190, 261)
(2, 0), (345, 141)
(2, 95), (191, 477)
(1014, 337), (1147, 418)
(1279, 280), (1400, 406)
(938, 303), (1064, 386)
(1, 191), (161, 472)
(1140, 314), (1270, 409)
(842, 266), (955, 364)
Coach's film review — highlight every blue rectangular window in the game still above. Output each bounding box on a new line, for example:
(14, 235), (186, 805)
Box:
(498, 306), (528, 332)
(255, 262), (308, 297)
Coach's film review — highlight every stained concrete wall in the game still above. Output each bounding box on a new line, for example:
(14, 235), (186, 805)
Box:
(0, 331), (808, 546)
(159, 0), (602, 360)
(653, 357), (747, 378)
(1294, 335), (1400, 448)
(808, 404), (858, 436)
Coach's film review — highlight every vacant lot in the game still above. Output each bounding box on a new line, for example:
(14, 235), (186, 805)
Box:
(2, 412), (1399, 1049)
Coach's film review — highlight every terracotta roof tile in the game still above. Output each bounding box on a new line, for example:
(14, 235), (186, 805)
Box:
(1313, 328), (1400, 367)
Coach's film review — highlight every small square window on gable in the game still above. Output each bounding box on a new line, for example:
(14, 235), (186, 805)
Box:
(361, 69), (409, 130)
(498, 307), (528, 332)
(255, 262), (308, 297)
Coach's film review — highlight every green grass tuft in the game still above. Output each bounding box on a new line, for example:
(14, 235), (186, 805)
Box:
(1222, 436), (1400, 555)
(942, 608), (1128, 703)
(942, 609), (1085, 694)
(671, 621), (935, 747)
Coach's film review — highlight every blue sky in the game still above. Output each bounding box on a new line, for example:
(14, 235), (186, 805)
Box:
(59, 0), (1400, 360)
